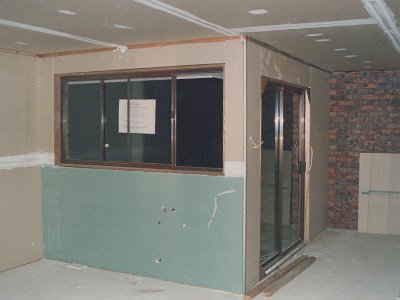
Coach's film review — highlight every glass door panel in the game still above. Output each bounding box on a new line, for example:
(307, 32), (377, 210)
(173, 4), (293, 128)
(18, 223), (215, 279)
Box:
(260, 80), (305, 270)
(260, 83), (279, 265)
(282, 91), (304, 251)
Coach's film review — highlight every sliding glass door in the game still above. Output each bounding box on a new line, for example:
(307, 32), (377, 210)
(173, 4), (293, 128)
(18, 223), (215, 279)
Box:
(260, 80), (306, 270)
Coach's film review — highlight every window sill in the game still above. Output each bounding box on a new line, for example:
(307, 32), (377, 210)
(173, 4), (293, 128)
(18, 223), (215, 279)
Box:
(56, 162), (224, 176)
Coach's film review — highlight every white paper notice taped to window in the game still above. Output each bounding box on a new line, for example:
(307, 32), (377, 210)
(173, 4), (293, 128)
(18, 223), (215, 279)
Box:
(119, 99), (156, 134)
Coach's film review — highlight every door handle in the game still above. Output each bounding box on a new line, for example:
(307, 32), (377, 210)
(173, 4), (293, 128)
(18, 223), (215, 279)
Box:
(298, 161), (307, 174)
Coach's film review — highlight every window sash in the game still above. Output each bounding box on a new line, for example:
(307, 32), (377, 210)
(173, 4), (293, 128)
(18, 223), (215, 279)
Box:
(60, 68), (223, 173)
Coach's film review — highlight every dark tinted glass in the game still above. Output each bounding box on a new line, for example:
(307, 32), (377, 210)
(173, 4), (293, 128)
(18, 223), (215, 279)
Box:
(64, 81), (101, 161)
(176, 75), (223, 168)
(130, 78), (172, 164)
(104, 79), (128, 162)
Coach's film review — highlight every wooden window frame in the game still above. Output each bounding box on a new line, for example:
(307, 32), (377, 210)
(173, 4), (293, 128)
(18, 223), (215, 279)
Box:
(54, 64), (224, 175)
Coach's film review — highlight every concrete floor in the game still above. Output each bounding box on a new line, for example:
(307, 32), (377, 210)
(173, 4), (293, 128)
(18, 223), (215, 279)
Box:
(267, 229), (400, 300)
(1, 229), (399, 300)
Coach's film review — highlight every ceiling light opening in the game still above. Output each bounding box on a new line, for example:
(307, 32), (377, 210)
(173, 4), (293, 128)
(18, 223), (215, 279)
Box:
(344, 55), (359, 58)
(248, 9), (269, 15)
(113, 24), (133, 29)
(306, 33), (324, 37)
(57, 10), (77, 15)
(316, 38), (331, 42)
(15, 41), (28, 45)
(334, 48), (347, 51)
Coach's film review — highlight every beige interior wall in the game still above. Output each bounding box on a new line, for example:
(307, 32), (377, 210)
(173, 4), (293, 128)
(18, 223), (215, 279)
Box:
(38, 59), (55, 153)
(309, 68), (330, 240)
(51, 43), (224, 74)
(224, 40), (245, 164)
(40, 40), (245, 166)
(245, 41), (262, 291)
(260, 48), (310, 87)
(0, 53), (41, 156)
(0, 167), (43, 271)
(0, 52), (43, 272)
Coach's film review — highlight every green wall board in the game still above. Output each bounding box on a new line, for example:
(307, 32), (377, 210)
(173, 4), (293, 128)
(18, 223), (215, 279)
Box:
(42, 166), (244, 293)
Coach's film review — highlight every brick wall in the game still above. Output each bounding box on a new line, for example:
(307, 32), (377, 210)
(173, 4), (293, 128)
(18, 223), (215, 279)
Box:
(328, 71), (400, 229)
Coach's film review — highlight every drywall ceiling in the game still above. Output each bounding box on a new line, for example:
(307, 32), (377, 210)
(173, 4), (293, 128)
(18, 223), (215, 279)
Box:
(0, 0), (399, 72)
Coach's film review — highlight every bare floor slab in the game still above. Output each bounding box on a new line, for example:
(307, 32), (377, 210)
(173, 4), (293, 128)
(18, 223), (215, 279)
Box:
(1, 229), (399, 300)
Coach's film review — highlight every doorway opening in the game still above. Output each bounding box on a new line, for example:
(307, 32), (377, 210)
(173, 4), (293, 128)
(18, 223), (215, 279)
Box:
(260, 79), (306, 274)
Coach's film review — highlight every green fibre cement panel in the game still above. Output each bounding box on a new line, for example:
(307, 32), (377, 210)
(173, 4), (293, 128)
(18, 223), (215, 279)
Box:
(42, 167), (244, 293)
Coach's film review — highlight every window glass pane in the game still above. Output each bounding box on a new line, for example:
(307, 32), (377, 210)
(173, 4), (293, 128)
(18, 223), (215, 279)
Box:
(104, 79), (128, 162)
(282, 89), (303, 251)
(176, 74), (223, 168)
(64, 80), (101, 161)
(130, 78), (171, 164)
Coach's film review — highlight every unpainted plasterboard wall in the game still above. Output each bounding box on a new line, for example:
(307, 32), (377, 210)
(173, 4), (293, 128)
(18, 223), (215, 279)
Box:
(244, 41), (330, 291)
(40, 40), (246, 293)
(0, 39), (330, 292)
(358, 153), (400, 235)
(0, 52), (43, 272)
(244, 41), (262, 292)
(309, 68), (330, 240)
(42, 167), (244, 292)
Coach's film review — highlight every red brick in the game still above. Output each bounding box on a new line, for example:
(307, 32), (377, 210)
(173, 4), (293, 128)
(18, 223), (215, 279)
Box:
(328, 70), (400, 230)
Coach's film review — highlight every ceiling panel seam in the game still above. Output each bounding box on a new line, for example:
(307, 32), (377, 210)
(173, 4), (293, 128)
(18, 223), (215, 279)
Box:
(231, 19), (377, 33)
(0, 18), (128, 53)
(361, 0), (400, 52)
(0, 47), (37, 57)
(134, 0), (238, 36)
